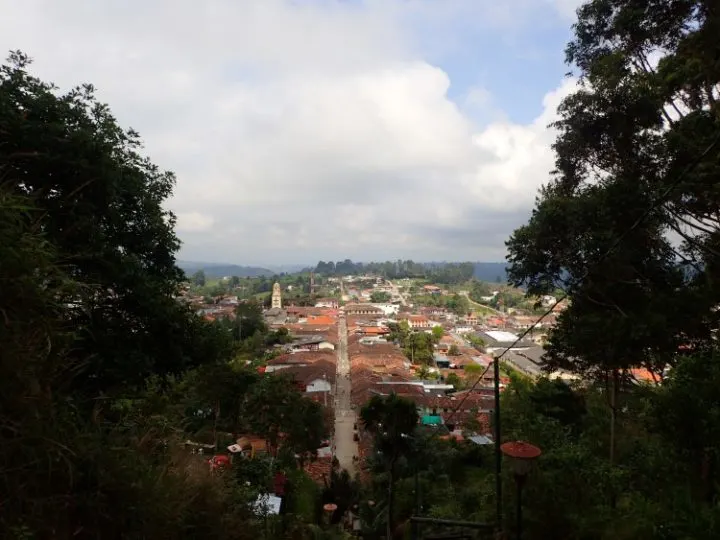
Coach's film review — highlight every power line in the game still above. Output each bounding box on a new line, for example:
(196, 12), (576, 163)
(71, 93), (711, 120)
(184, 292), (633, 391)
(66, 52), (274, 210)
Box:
(445, 129), (720, 426)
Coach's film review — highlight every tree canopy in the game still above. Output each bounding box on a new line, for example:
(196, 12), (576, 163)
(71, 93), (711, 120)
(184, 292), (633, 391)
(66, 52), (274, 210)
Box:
(0, 53), (332, 539)
(506, 0), (720, 378)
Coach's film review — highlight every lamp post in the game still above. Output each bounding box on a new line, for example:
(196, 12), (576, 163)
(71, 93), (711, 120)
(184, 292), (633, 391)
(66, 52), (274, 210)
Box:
(323, 503), (337, 527)
(500, 441), (541, 540)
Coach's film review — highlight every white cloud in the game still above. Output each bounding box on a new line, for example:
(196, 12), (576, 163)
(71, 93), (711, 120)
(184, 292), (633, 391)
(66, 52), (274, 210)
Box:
(0, 0), (576, 264)
(176, 212), (215, 233)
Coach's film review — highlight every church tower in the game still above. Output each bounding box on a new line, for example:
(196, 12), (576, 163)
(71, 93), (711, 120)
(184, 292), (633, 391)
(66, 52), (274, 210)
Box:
(271, 282), (282, 309)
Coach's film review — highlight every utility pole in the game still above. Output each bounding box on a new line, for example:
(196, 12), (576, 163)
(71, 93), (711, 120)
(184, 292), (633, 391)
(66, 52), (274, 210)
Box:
(494, 353), (503, 530)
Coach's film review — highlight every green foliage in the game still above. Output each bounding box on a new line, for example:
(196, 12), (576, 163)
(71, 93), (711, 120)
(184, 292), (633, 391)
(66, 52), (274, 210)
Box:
(403, 332), (435, 364)
(412, 292), (470, 315)
(314, 260), (475, 284)
(431, 325), (444, 341)
(466, 334), (486, 350)
(369, 290), (391, 303)
(506, 0), (719, 377)
(192, 269), (207, 286)
(444, 372), (464, 390)
(0, 54), (331, 539)
(1, 52), (230, 401)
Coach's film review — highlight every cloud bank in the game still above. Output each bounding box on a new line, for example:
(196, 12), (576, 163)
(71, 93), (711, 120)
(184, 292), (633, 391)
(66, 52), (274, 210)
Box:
(0, 0), (579, 264)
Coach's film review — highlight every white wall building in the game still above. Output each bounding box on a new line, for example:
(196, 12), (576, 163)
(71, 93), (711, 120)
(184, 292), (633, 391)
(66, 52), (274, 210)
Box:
(371, 303), (400, 316)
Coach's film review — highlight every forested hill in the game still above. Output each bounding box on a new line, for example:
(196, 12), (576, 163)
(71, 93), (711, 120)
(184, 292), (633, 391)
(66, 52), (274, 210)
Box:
(177, 261), (273, 278)
(313, 259), (508, 284)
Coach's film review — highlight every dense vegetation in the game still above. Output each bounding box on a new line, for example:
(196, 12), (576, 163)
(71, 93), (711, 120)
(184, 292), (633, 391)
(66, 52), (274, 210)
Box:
(2, 0), (719, 537)
(314, 260), (476, 284)
(0, 53), (332, 539)
(361, 369), (720, 540)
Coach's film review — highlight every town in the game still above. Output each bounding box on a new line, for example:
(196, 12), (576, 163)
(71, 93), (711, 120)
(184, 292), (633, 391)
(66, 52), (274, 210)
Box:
(3, 0), (718, 538)
(172, 267), (602, 523)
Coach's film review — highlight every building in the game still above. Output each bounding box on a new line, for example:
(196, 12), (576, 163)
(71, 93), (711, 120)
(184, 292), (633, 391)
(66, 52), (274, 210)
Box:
(476, 330), (535, 353)
(345, 304), (384, 316)
(271, 282), (282, 309)
(398, 314), (431, 329)
(371, 303), (400, 316)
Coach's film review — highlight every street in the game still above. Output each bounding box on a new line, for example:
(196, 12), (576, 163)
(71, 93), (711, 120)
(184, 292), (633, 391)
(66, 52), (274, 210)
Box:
(333, 315), (357, 474)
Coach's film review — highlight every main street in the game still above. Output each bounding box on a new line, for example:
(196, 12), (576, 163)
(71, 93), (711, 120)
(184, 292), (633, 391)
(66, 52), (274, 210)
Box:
(333, 313), (357, 474)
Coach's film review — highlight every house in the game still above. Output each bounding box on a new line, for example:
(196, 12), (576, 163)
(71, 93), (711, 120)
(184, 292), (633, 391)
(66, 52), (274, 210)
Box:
(305, 315), (336, 326)
(266, 350), (335, 371)
(454, 325), (474, 334)
(357, 325), (390, 337)
(345, 303), (384, 316)
(315, 298), (339, 309)
(288, 335), (336, 351)
(371, 303), (400, 316)
(422, 285), (442, 295)
(276, 362), (336, 400)
(476, 330), (535, 353)
(398, 314), (431, 329)
(420, 306), (447, 317)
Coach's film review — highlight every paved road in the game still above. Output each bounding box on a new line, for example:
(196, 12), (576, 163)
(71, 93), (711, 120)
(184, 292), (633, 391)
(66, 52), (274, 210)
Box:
(333, 315), (357, 474)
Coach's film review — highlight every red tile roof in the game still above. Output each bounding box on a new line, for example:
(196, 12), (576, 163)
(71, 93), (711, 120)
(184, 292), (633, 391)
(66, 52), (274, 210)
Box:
(303, 456), (333, 486)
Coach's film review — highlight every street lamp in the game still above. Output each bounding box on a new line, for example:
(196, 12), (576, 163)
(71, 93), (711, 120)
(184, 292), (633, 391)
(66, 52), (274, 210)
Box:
(500, 441), (541, 540)
(323, 503), (338, 526)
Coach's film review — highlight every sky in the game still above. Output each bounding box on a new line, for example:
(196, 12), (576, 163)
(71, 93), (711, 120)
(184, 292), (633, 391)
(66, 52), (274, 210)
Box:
(0, 0), (585, 265)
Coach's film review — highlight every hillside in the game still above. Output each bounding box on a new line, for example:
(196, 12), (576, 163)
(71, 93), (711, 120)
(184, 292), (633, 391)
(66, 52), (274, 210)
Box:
(177, 260), (273, 278)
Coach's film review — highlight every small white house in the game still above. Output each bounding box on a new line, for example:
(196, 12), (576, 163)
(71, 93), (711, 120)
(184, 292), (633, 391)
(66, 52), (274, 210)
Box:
(306, 376), (333, 393)
(371, 303), (400, 316)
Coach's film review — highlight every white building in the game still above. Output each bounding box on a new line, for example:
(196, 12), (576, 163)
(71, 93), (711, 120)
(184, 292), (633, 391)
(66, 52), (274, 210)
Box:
(371, 303), (400, 316)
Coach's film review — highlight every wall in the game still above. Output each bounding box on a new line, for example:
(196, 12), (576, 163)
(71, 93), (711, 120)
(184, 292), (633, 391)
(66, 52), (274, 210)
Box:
(306, 379), (333, 393)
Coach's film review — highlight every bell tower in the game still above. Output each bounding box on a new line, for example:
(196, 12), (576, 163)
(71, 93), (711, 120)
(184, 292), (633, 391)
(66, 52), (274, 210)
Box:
(271, 282), (282, 309)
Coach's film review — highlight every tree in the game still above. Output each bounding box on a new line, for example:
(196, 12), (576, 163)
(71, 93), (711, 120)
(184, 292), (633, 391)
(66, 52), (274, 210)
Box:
(370, 291), (392, 303)
(0, 56), (261, 539)
(446, 293), (470, 316)
(193, 270), (207, 287)
(431, 325), (444, 342)
(1, 52), (229, 400)
(466, 334), (486, 351)
(403, 332), (434, 364)
(361, 394), (419, 538)
(505, 0), (719, 490)
(448, 344), (461, 356)
(445, 372), (463, 390)
(386, 321), (410, 345)
(284, 395), (328, 466)
(234, 300), (268, 341)
(653, 351), (720, 502)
